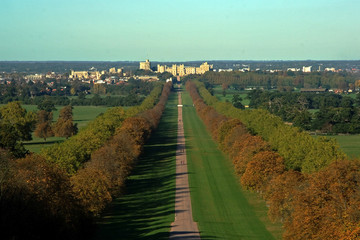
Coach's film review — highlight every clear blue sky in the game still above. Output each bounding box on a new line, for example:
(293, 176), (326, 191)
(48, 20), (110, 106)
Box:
(0, 0), (359, 61)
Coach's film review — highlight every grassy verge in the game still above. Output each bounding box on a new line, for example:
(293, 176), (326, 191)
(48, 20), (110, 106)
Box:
(94, 92), (178, 240)
(182, 90), (282, 240)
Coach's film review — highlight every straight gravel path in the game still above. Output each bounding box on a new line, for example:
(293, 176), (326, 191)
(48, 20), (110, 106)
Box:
(169, 89), (201, 240)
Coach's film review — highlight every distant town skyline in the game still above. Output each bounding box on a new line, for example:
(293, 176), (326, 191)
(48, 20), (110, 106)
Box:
(0, 0), (359, 61)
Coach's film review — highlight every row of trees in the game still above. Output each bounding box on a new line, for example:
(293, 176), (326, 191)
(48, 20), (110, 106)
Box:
(0, 82), (173, 239)
(248, 90), (360, 133)
(34, 106), (78, 141)
(193, 80), (345, 173)
(186, 80), (360, 239)
(200, 71), (358, 90)
(71, 82), (172, 215)
(41, 83), (165, 174)
(0, 78), (153, 106)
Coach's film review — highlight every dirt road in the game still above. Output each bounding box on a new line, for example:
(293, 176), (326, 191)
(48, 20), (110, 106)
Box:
(169, 90), (201, 240)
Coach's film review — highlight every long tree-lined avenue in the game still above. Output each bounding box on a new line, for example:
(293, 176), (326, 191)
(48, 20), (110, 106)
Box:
(182, 88), (277, 239)
(169, 87), (201, 239)
(95, 92), (178, 240)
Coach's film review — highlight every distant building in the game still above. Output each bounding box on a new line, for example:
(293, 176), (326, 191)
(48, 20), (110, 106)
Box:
(302, 66), (312, 73)
(69, 70), (89, 79)
(287, 68), (300, 72)
(109, 67), (116, 74)
(69, 70), (101, 80)
(157, 62), (213, 76)
(140, 59), (151, 70)
(300, 88), (327, 93)
(89, 71), (101, 80)
(25, 74), (44, 81)
(325, 67), (336, 72)
(218, 68), (233, 72)
(134, 75), (159, 81)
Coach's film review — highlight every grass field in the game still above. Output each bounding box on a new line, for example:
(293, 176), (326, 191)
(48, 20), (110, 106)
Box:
(182, 90), (282, 240)
(94, 92), (178, 240)
(20, 105), (109, 153)
(213, 85), (250, 106)
(325, 135), (360, 158)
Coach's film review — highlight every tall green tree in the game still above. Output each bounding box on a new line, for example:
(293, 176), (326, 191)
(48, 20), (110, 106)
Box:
(0, 102), (37, 157)
(232, 94), (245, 109)
(37, 96), (56, 112)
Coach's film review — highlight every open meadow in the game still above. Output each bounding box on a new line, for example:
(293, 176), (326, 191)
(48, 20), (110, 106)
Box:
(95, 92), (178, 240)
(327, 134), (360, 158)
(182, 90), (282, 240)
(213, 85), (250, 106)
(20, 105), (109, 153)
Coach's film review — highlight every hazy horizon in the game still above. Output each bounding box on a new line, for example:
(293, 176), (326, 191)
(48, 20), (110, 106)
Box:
(1, 0), (359, 61)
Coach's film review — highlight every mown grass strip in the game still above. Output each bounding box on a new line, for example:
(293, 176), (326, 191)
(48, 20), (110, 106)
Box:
(182, 90), (279, 240)
(94, 92), (178, 240)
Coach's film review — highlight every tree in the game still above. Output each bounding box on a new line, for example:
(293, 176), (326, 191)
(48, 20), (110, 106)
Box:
(34, 110), (54, 141)
(37, 96), (56, 112)
(241, 151), (285, 193)
(53, 105), (77, 139)
(0, 102), (37, 157)
(71, 167), (112, 215)
(232, 94), (245, 109)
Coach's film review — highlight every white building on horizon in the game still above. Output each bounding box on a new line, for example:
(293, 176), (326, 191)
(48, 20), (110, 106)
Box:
(302, 66), (312, 73)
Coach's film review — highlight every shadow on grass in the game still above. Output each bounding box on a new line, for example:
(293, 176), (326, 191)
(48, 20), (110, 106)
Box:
(94, 96), (178, 240)
(23, 139), (65, 146)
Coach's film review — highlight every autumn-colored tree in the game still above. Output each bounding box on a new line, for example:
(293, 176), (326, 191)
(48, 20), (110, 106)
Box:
(0, 154), (89, 239)
(232, 135), (270, 176)
(264, 170), (305, 223)
(217, 119), (245, 150)
(241, 151), (285, 193)
(89, 133), (137, 196)
(53, 105), (78, 139)
(34, 110), (54, 141)
(71, 167), (112, 216)
(284, 160), (360, 240)
(117, 117), (152, 155)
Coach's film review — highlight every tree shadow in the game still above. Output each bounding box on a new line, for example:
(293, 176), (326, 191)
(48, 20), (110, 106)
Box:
(94, 94), (179, 240)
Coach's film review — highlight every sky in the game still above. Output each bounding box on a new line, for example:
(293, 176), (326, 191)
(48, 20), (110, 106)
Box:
(0, 0), (359, 61)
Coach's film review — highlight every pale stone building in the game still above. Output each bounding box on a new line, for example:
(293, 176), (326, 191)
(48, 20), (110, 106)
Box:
(140, 59), (151, 70)
(156, 62), (213, 77)
(69, 70), (89, 79)
(302, 66), (312, 73)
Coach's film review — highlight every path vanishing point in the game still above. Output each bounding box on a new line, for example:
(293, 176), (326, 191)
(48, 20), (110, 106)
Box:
(169, 89), (201, 240)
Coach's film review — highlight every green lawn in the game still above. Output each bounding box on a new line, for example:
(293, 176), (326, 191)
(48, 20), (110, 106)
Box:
(94, 92), (178, 240)
(327, 135), (360, 158)
(21, 105), (109, 153)
(182, 90), (282, 240)
(213, 85), (250, 106)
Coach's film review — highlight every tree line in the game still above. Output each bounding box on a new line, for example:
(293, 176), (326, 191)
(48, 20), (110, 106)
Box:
(186, 80), (360, 239)
(192, 80), (345, 173)
(247, 90), (360, 133)
(41, 82), (165, 174)
(199, 71), (358, 90)
(0, 82), (173, 239)
(0, 78), (153, 106)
